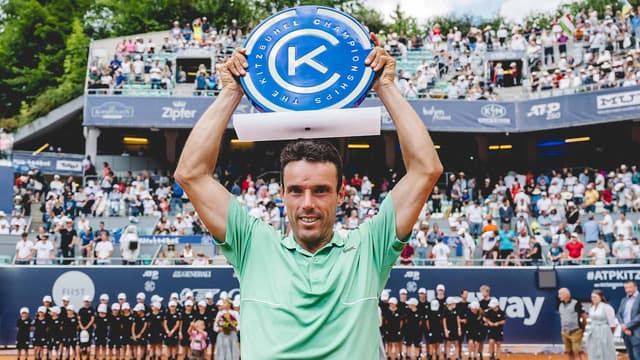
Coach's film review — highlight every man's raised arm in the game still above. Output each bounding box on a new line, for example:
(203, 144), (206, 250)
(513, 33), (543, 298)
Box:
(173, 49), (248, 242)
(366, 34), (443, 240)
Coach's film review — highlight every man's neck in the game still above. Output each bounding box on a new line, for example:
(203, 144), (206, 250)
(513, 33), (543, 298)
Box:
(295, 231), (334, 254)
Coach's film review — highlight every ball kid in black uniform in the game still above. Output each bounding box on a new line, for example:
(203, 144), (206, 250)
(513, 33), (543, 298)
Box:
(427, 299), (444, 360)
(378, 291), (391, 349)
(164, 301), (182, 360)
(148, 302), (166, 360)
(132, 304), (148, 360)
(443, 298), (462, 360)
(483, 298), (506, 360)
(33, 306), (49, 360)
(78, 296), (96, 359)
(466, 302), (484, 360)
(62, 305), (79, 360)
(108, 303), (123, 360)
(383, 297), (403, 360)
(48, 307), (64, 359)
(119, 303), (135, 360)
(402, 298), (423, 360)
(180, 300), (197, 360)
(16, 307), (32, 360)
(94, 304), (110, 360)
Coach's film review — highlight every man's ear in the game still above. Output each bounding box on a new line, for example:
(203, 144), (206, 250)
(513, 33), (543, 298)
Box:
(337, 185), (345, 206)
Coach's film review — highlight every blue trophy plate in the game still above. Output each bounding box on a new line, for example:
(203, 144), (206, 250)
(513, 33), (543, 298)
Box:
(240, 6), (375, 112)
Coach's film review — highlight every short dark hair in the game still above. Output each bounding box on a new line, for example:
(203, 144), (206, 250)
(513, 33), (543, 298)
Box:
(280, 140), (343, 192)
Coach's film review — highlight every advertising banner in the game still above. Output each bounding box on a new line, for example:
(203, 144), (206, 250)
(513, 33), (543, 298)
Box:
(1, 265), (635, 346)
(12, 151), (84, 175)
(85, 85), (640, 132)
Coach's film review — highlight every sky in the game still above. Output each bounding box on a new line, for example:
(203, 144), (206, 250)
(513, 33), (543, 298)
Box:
(364, 0), (568, 24)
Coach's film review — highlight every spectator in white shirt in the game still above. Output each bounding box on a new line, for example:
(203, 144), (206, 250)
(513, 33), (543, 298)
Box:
(614, 213), (634, 241)
(94, 231), (114, 265)
(76, 214), (91, 234)
(613, 234), (634, 264)
(589, 240), (610, 265)
(15, 233), (34, 265)
(536, 192), (552, 214)
(181, 243), (195, 264)
(173, 214), (190, 235)
(34, 234), (54, 265)
(0, 211), (10, 234)
(458, 228), (476, 266)
(466, 200), (483, 238)
(49, 174), (64, 195)
(432, 238), (450, 267)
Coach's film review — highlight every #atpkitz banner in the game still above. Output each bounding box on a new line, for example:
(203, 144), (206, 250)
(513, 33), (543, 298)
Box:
(0, 265), (636, 346)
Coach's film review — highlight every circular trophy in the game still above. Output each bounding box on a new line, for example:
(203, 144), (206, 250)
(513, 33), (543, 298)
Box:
(240, 6), (375, 112)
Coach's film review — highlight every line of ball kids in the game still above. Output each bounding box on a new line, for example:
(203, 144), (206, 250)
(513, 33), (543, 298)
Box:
(379, 284), (506, 360)
(16, 290), (240, 360)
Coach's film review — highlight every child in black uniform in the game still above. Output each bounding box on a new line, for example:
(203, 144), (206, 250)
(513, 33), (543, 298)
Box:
(120, 303), (135, 360)
(132, 304), (148, 360)
(466, 302), (484, 360)
(195, 300), (214, 360)
(49, 307), (64, 360)
(483, 299), (506, 360)
(33, 306), (49, 360)
(402, 298), (423, 360)
(180, 300), (196, 360)
(16, 307), (32, 360)
(94, 304), (110, 360)
(427, 300), (444, 360)
(148, 302), (166, 360)
(62, 305), (78, 360)
(164, 301), (182, 360)
(108, 303), (123, 360)
(443, 298), (462, 360)
(383, 297), (403, 360)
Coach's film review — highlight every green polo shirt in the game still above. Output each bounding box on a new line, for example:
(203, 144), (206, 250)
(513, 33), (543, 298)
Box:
(214, 193), (407, 359)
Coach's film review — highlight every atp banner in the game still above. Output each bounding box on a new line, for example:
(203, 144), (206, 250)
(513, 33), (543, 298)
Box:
(0, 265), (635, 346)
(84, 85), (640, 132)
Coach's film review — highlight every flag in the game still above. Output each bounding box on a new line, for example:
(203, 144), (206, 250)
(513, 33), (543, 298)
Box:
(559, 13), (575, 36)
(622, 0), (633, 17)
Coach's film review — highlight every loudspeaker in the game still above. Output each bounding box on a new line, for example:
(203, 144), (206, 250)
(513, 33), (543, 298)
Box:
(537, 269), (557, 289)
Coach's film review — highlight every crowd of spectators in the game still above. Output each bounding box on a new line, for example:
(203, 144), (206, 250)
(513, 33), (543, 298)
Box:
(10, 157), (640, 267)
(384, 5), (640, 99)
(88, 18), (244, 95)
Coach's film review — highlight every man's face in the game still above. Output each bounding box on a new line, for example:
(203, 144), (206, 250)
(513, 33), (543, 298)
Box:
(558, 289), (569, 302)
(461, 290), (468, 301)
(282, 161), (340, 248)
(625, 282), (638, 297)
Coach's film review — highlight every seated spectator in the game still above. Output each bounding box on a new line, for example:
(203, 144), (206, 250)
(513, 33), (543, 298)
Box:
(181, 243), (195, 264)
(79, 227), (94, 265)
(166, 244), (178, 264)
(0, 211), (10, 234)
(548, 237), (564, 265)
(399, 242), (415, 266)
(15, 233), (34, 265)
(155, 251), (172, 265)
(191, 252), (209, 266)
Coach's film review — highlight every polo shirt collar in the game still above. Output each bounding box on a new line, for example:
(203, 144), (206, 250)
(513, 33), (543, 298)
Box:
(281, 231), (345, 252)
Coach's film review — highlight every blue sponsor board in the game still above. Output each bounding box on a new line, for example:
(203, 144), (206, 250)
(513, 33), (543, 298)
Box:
(0, 164), (14, 214)
(84, 85), (640, 132)
(12, 151), (84, 175)
(114, 234), (215, 245)
(0, 265), (636, 345)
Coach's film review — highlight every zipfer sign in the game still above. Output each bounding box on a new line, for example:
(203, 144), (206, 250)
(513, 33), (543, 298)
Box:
(240, 6), (375, 112)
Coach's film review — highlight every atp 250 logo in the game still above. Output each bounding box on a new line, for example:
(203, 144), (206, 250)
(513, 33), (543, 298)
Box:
(240, 6), (375, 112)
(527, 102), (561, 120)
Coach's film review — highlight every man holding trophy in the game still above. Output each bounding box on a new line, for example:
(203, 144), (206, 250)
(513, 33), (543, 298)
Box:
(174, 6), (442, 359)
